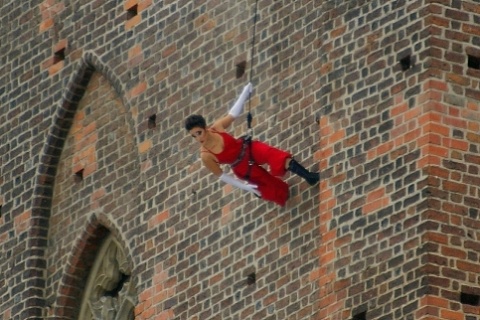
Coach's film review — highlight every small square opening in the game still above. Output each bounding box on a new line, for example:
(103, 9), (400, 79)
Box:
(54, 48), (65, 64)
(126, 4), (138, 20)
(352, 311), (367, 320)
(236, 61), (247, 79)
(148, 114), (156, 129)
(468, 55), (480, 70)
(400, 55), (411, 71)
(246, 272), (256, 285)
(460, 292), (480, 306)
(74, 169), (84, 183)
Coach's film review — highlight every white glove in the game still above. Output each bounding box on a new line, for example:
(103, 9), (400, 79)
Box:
(220, 173), (260, 197)
(228, 83), (253, 118)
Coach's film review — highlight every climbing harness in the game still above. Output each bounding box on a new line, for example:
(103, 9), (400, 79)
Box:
(230, 137), (249, 169)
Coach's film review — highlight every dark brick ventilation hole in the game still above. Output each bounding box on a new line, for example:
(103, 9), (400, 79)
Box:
(148, 114), (157, 129)
(126, 4), (138, 20)
(400, 55), (412, 71)
(74, 169), (84, 183)
(53, 47), (65, 64)
(468, 55), (480, 70)
(460, 292), (480, 306)
(352, 311), (367, 320)
(246, 272), (256, 286)
(236, 61), (247, 79)
(0, 205), (2, 218)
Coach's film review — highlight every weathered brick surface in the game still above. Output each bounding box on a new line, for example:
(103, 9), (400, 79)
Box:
(317, 0), (480, 319)
(2, 0), (480, 319)
(1, 0), (321, 319)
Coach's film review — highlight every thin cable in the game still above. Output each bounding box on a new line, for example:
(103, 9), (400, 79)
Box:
(247, 0), (259, 132)
(249, 0), (259, 85)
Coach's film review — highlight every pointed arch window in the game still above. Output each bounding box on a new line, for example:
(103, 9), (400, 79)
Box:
(78, 235), (136, 320)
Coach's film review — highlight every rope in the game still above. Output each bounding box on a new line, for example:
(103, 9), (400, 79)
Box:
(243, 0), (260, 182)
(247, 0), (259, 133)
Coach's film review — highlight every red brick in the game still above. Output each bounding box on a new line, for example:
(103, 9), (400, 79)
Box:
(463, 23), (480, 36)
(392, 103), (408, 117)
(427, 15), (450, 28)
(162, 43), (177, 58)
(129, 81), (147, 97)
(48, 60), (64, 76)
(447, 73), (470, 86)
(331, 24), (346, 38)
(456, 260), (479, 273)
(463, 2), (480, 14)
(442, 138), (469, 151)
(441, 309), (464, 320)
(148, 211), (169, 228)
(441, 246), (466, 259)
(39, 17), (54, 32)
(126, 14), (141, 30)
(138, 0), (152, 11)
(128, 44), (142, 60)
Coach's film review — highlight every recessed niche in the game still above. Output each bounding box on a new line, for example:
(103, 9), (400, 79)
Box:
(460, 292), (480, 306)
(148, 114), (157, 129)
(236, 61), (247, 79)
(54, 47), (65, 64)
(74, 169), (84, 183)
(352, 311), (367, 320)
(246, 272), (256, 285)
(399, 55), (412, 71)
(126, 4), (138, 20)
(468, 54), (480, 70)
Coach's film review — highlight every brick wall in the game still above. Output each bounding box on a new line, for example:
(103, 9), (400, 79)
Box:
(2, 0), (480, 319)
(1, 0), (321, 319)
(317, 0), (480, 319)
(418, 1), (480, 319)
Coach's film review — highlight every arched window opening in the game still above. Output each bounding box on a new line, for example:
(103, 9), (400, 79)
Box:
(78, 235), (135, 320)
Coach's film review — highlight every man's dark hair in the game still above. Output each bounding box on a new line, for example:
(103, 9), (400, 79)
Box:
(184, 114), (207, 131)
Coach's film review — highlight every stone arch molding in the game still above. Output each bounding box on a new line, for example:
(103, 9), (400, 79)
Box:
(30, 52), (139, 318)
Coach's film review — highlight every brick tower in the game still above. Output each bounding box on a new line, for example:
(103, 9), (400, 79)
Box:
(316, 0), (480, 319)
(1, 0), (479, 320)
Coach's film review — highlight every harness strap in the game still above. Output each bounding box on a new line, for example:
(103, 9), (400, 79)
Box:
(230, 136), (255, 181)
(230, 138), (248, 168)
(244, 135), (254, 181)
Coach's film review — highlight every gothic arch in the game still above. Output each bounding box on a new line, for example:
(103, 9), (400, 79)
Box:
(28, 53), (138, 318)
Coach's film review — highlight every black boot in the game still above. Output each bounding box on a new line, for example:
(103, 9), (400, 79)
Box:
(288, 159), (320, 186)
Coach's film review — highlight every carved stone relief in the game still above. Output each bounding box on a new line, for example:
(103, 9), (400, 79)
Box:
(78, 235), (135, 320)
